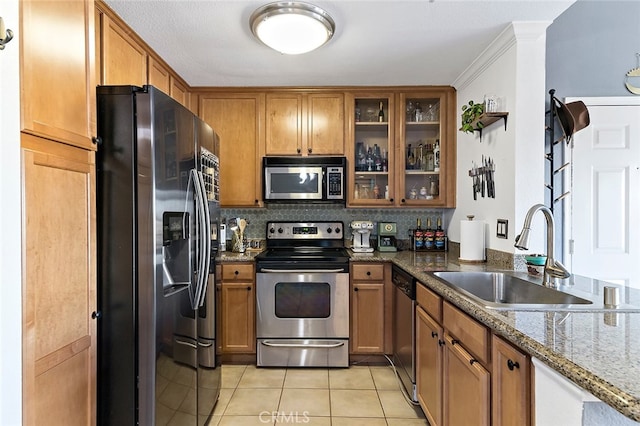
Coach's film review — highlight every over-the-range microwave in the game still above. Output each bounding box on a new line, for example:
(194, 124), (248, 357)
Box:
(263, 156), (346, 203)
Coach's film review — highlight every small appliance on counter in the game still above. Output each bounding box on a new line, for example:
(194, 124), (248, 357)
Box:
(378, 222), (397, 252)
(350, 220), (374, 253)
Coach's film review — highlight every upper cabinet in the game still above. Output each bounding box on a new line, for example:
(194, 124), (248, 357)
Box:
(98, 12), (147, 87)
(148, 56), (171, 94)
(346, 87), (456, 208)
(20, 0), (97, 150)
(199, 92), (265, 208)
(265, 92), (345, 156)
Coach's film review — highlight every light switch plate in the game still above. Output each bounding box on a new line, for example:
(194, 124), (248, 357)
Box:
(496, 219), (508, 239)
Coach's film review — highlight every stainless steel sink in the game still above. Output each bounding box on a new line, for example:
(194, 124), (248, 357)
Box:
(432, 271), (593, 310)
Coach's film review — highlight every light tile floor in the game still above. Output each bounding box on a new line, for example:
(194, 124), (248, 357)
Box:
(207, 364), (428, 425)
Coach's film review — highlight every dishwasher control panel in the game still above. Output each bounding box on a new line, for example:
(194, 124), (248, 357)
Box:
(392, 265), (416, 299)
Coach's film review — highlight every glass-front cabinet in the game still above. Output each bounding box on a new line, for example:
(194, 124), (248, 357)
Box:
(346, 88), (456, 208)
(346, 92), (396, 206)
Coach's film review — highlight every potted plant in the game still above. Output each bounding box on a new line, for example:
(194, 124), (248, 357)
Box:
(459, 100), (484, 134)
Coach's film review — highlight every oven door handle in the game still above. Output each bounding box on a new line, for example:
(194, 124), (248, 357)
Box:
(259, 268), (346, 274)
(260, 340), (345, 349)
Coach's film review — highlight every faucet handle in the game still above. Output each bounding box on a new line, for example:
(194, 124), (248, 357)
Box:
(546, 259), (571, 279)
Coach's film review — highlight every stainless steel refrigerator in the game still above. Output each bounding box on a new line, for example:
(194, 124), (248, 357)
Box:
(96, 85), (221, 425)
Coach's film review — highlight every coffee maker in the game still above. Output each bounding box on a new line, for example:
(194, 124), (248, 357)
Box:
(350, 221), (374, 253)
(378, 222), (397, 252)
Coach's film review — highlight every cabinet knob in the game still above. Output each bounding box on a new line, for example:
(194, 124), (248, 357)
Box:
(354, 287), (359, 292)
(92, 136), (102, 145)
(255, 199), (259, 204)
(246, 286), (252, 291)
(451, 339), (460, 346)
(438, 339), (445, 346)
(507, 359), (520, 371)
(91, 311), (101, 319)
(366, 271), (371, 276)
(308, 147), (312, 154)
(234, 270), (239, 275)
(431, 331), (438, 338)
(297, 148), (301, 154)
(401, 198), (406, 203)
(389, 198), (394, 203)
(470, 359), (478, 365)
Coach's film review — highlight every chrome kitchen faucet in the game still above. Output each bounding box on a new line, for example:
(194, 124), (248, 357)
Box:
(515, 204), (570, 287)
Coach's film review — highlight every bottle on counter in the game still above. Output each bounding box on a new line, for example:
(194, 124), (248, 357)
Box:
(378, 101), (384, 122)
(414, 218), (424, 250)
(435, 217), (446, 250)
(424, 217), (435, 250)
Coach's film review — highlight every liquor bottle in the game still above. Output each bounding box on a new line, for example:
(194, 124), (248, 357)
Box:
(425, 143), (435, 171)
(378, 101), (384, 122)
(414, 218), (424, 250)
(381, 149), (388, 172)
(433, 139), (441, 172)
(435, 217), (446, 250)
(374, 144), (382, 171)
(424, 217), (435, 250)
(407, 144), (415, 170)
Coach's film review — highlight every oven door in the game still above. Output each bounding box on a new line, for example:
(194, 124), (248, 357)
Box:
(256, 270), (349, 367)
(264, 166), (324, 201)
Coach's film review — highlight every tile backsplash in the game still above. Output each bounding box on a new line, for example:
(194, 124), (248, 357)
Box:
(222, 204), (452, 241)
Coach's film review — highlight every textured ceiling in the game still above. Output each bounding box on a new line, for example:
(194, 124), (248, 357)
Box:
(104, 0), (575, 87)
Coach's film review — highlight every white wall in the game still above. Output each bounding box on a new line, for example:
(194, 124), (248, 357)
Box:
(0, 0), (22, 424)
(450, 22), (550, 256)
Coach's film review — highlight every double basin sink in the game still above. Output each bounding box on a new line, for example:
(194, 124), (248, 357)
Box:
(431, 271), (601, 310)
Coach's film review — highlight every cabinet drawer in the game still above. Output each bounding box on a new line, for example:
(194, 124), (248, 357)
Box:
(443, 301), (490, 365)
(351, 263), (384, 281)
(416, 282), (442, 322)
(221, 263), (254, 281)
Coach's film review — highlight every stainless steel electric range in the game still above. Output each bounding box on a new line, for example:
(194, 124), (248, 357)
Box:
(254, 221), (350, 367)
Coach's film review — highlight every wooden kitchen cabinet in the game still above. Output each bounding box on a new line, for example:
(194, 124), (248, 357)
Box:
(443, 333), (490, 426)
(345, 87), (456, 208)
(416, 283), (444, 426)
(492, 334), (531, 426)
(346, 92), (396, 207)
(98, 11), (147, 87)
(147, 56), (171, 94)
(219, 263), (256, 353)
(350, 263), (385, 354)
(265, 92), (345, 156)
(416, 305), (443, 426)
(199, 92), (265, 207)
(20, 0), (97, 150)
(21, 134), (97, 426)
(397, 89), (456, 207)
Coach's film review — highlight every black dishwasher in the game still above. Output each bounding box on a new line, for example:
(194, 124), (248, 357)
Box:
(392, 265), (418, 402)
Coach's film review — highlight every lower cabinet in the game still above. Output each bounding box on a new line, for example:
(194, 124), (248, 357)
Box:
(350, 262), (385, 354)
(416, 285), (531, 426)
(416, 304), (443, 426)
(218, 262), (256, 354)
(492, 334), (531, 426)
(443, 333), (490, 426)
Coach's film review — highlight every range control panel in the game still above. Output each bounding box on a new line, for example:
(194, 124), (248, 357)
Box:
(266, 221), (344, 240)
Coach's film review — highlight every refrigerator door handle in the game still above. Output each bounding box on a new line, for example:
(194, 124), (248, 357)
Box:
(191, 169), (211, 310)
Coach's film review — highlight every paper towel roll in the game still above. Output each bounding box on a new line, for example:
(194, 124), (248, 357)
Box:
(460, 219), (485, 262)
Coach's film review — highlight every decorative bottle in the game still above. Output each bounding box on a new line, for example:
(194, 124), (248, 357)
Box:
(424, 217), (435, 250)
(435, 217), (446, 250)
(414, 218), (424, 250)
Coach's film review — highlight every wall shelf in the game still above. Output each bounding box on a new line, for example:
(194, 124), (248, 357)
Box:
(472, 112), (509, 140)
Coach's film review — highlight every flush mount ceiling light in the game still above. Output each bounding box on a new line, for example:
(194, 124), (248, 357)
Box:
(250, 2), (335, 55)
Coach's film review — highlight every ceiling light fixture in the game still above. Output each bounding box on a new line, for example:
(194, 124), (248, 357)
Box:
(250, 2), (335, 55)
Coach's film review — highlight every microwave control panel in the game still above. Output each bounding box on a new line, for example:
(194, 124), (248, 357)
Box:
(326, 167), (344, 199)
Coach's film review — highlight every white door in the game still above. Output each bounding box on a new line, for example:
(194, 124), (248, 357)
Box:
(566, 97), (640, 288)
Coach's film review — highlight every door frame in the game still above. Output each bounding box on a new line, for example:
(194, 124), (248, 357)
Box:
(563, 96), (640, 271)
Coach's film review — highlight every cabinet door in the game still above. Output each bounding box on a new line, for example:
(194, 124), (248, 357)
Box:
(350, 282), (384, 354)
(307, 93), (345, 155)
(100, 13), (147, 86)
(416, 306), (443, 426)
(397, 89), (456, 207)
(265, 93), (303, 155)
(492, 335), (531, 426)
(22, 135), (97, 426)
(443, 334), (490, 426)
(221, 281), (256, 353)
(170, 76), (191, 110)
(199, 93), (265, 207)
(21, 0), (96, 150)
(147, 56), (170, 94)
(347, 92), (396, 207)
